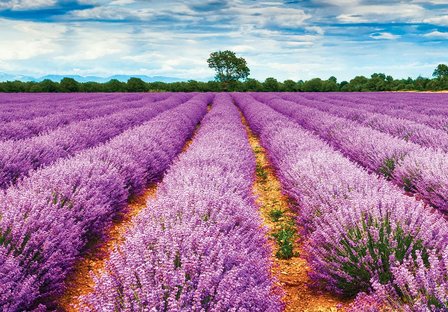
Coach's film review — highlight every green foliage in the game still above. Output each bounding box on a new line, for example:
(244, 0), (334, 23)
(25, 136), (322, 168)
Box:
(272, 224), (296, 259)
(269, 208), (284, 222)
(303, 78), (324, 92)
(105, 79), (126, 92)
(433, 64), (448, 79)
(1, 64), (448, 92)
(379, 158), (396, 179)
(263, 77), (280, 91)
(31, 79), (59, 92)
(207, 50), (250, 83)
(256, 163), (268, 183)
(60, 77), (80, 92)
(127, 77), (148, 92)
(333, 214), (427, 297)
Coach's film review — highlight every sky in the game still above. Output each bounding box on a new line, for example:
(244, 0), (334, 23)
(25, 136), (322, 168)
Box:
(0, 0), (447, 81)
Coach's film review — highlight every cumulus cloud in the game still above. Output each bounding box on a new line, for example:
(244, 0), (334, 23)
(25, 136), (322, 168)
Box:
(0, 0), (56, 10)
(0, 0), (447, 80)
(424, 15), (448, 25)
(230, 5), (311, 28)
(337, 3), (425, 23)
(70, 6), (154, 20)
(370, 32), (400, 40)
(424, 30), (448, 38)
(0, 18), (64, 60)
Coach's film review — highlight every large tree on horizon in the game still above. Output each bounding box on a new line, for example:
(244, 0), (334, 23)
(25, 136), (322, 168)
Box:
(207, 50), (250, 84)
(433, 64), (448, 79)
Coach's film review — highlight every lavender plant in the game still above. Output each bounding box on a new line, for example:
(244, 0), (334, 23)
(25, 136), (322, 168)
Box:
(257, 95), (448, 213)
(0, 94), (210, 310)
(234, 93), (448, 310)
(0, 93), (170, 141)
(81, 94), (282, 311)
(0, 94), (191, 189)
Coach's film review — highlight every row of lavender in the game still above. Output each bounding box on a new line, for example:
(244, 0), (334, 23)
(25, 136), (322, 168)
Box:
(279, 93), (448, 152)
(312, 92), (448, 117)
(0, 93), (155, 123)
(0, 94), (210, 311)
(235, 94), (448, 311)
(0, 93), (170, 141)
(256, 94), (448, 213)
(80, 94), (282, 311)
(299, 93), (448, 133)
(0, 94), (192, 189)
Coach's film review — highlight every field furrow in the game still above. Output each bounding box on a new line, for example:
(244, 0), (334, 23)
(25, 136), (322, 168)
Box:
(242, 110), (349, 311)
(290, 93), (448, 133)
(58, 115), (205, 310)
(0, 94), (210, 310)
(0, 94), (191, 189)
(0, 93), (155, 123)
(0, 93), (170, 141)
(277, 93), (448, 152)
(234, 93), (448, 311)
(78, 93), (282, 311)
(1, 92), (447, 312)
(259, 95), (448, 213)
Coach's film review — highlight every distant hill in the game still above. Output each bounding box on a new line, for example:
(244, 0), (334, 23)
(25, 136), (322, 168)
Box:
(0, 73), (195, 83)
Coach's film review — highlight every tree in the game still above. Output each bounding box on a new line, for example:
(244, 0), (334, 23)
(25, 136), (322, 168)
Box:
(263, 77), (280, 91)
(32, 79), (59, 92)
(433, 64), (448, 79)
(244, 78), (262, 91)
(207, 50), (250, 84)
(283, 79), (298, 91)
(127, 78), (147, 92)
(104, 79), (126, 92)
(303, 78), (323, 92)
(60, 77), (80, 92)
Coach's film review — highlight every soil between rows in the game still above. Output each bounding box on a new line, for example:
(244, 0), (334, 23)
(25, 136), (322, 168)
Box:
(241, 113), (351, 312)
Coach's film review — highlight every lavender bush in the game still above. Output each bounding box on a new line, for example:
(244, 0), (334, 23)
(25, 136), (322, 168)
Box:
(0, 94), (210, 310)
(234, 93), (448, 310)
(0, 93), (170, 141)
(0, 94), (191, 189)
(0, 93), (144, 123)
(280, 94), (448, 152)
(290, 93), (448, 133)
(81, 94), (282, 311)
(257, 94), (448, 213)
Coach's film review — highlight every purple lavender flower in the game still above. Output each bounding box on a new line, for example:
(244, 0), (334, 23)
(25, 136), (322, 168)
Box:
(81, 94), (283, 311)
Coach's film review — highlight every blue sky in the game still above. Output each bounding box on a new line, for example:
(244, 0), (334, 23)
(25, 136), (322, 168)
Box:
(0, 0), (447, 81)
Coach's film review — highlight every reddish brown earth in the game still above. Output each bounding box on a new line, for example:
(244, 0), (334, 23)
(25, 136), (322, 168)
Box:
(58, 103), (350, 311)
(57, 127), (200, 311)
(243, 115), (351, 312)
(57, 185), (159, 311)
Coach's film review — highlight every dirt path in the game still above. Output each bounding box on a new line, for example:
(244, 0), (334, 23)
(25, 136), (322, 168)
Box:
(57, 123), (202, 311)
(242, 115), (350, 312)
(57, 185), (159, 311)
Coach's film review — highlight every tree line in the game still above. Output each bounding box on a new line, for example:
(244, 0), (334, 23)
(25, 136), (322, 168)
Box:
(1, 50), (447, 92)
(1, 74), (447, 93)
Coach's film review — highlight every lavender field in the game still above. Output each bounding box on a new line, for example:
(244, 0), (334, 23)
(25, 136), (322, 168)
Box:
(0, 92), (447, 312)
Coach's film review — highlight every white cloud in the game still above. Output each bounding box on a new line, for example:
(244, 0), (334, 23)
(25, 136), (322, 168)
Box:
(70, 7), (154, 20)
(412, 0), (448, 4)
(424, 15), (448, 25)
(0, 19), (65, 61)
(0, 0), (447, 82)
(230, 6), (311, 28)
(314, 0), (360, 6)
(370, 32), (400, 40)
(337, 4), (425, 23)
(424, 30), (448, 38)
(110, 0), (135, 5)
(0, 0), (55, 10)
(305, 26), (325, 35)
